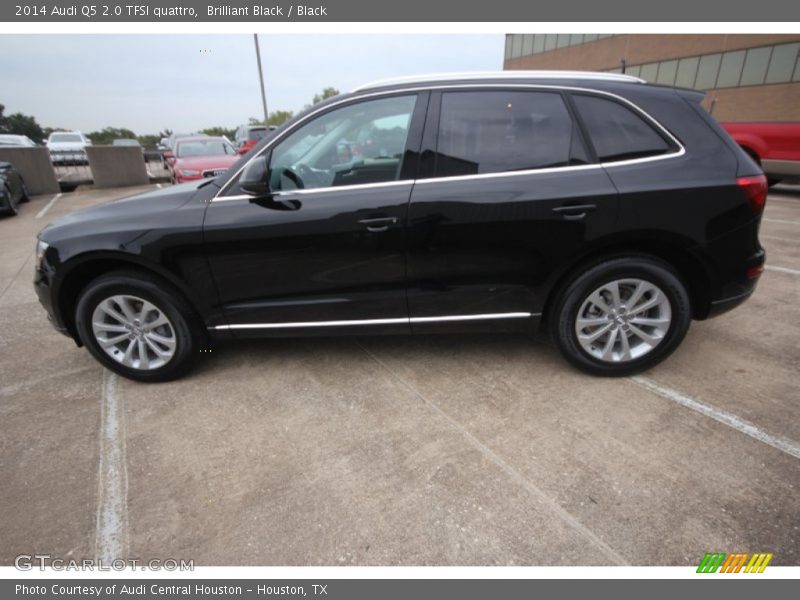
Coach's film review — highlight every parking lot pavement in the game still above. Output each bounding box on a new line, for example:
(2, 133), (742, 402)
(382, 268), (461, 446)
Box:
(0, 185), (798, 566)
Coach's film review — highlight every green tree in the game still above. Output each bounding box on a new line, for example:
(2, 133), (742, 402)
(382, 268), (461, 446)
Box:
(248, 110), (294, 128)
(0, 103), (46, 142)
(87, 127), (137, 145)
(312, 87), (340, 105)
(202, 126), (237, 139)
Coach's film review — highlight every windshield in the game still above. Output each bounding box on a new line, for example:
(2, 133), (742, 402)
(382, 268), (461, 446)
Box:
(175, 139), (235, 158)
(50, 133), (82, 143)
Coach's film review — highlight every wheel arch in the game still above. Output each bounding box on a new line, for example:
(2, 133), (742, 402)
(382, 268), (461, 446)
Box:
(541, 238), (714, 327)
(54, 251), (207, 343)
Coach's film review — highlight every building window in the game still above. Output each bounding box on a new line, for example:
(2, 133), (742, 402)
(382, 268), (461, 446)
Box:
(766, 42), (800, 84)
(533, 34), (545, 54)
(656, 60), (679, 86)
(504, 35), (512, 61)
(716, 50), (746, 88)
(570, 34), (584, 46)
(640, 63), (658, 82)
(556, 34), (571, 49)
(695, 53), (723, 89)
(740, 46), (773, 86)
(544, 34), (557, 51)
(675, 57), (700, 88)
(522, 34), (534, 56)
(511, 34), (523, 59)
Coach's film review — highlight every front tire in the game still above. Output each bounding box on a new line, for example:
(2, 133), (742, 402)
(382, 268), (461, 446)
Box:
(551, 257), (691, 376)
(75, 270), (204, 382)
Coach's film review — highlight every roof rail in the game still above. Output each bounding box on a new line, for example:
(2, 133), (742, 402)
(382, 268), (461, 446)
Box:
(352, 70), (645, 92)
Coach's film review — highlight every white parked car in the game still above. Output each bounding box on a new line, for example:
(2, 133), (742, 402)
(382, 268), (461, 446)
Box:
(0, 134), (37, 147)
(46, 131), (91, 165)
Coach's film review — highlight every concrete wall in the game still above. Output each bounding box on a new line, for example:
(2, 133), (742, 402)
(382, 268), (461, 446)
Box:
(86, 146), (149, 188)
(0, 147), (60, 196)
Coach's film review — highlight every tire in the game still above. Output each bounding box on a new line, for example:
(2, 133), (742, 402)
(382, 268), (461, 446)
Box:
(19, 180), (30, 202)
(75, 270), (205, 382)
(3, 184), (18, 216)
(550, 256), (691, 376)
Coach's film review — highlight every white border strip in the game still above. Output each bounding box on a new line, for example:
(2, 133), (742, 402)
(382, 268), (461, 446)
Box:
(630, 376), (800, 460)
(94, 370), (129, 562)
(765, 265), (800, 276)
(212, 312), (534, 330)
(35, 193), (62, 219)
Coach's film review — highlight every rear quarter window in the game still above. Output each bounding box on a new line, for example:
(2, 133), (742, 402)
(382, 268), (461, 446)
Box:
(572, 94), (675, 162)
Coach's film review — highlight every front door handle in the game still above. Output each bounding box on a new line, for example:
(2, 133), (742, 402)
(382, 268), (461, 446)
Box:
(358, 216), (398, 232)
(552, 204), (597, 220)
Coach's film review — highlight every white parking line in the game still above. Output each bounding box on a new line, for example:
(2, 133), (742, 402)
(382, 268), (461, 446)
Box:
(155, 183), (162, 189)
(765, 265), (800, 276)
(94, 370), (129, 562)
(630, 376), (800, 460)
(35, 193), (62, 219)
(763, 218), (800, 226)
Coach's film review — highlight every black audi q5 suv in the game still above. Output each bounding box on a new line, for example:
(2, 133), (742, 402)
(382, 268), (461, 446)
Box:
(34, 71), (767, 382)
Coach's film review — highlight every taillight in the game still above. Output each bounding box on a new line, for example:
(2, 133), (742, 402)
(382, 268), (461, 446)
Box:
(737, 174), (768, 214)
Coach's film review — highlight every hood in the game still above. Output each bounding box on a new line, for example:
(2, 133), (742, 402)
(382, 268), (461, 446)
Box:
(174, 155), (238, 171)
(39, 180), (210, 244)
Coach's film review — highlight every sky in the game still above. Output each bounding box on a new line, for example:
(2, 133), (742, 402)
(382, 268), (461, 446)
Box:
(0, 34), (504, 135)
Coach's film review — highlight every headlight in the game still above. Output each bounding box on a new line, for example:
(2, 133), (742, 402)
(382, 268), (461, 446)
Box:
(179, 169), (201, 176)
(35, 239), (49, 269)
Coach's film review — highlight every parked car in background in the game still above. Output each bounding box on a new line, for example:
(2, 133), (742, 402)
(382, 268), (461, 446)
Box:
(34, 72), (768, 382)
(722, 122), (800, 186)
(168, 136), (238, 183)
(47, 131), (91, 165)
(0, 161), (29, 216)
(162, 132), (205, 169)
(0, 134), (37, 147)
(234, 124), (275, 154)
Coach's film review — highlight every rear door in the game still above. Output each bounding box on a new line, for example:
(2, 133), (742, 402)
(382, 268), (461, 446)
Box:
(406, 87), (620, 333)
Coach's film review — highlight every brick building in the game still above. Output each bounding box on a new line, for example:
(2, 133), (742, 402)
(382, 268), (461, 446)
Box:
(503, 34), (800, 122)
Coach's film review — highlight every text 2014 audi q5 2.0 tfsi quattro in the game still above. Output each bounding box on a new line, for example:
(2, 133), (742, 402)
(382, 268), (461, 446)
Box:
(34, 71), (767, 382)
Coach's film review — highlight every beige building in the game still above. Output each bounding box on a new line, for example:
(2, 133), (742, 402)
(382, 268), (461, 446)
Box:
(503, 34), (800, 122)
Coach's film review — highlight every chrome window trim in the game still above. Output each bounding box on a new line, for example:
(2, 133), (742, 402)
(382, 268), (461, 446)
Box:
(211, 312), (536, 330)
(212, 83), (684, 203)
(352, 71), (645, 91)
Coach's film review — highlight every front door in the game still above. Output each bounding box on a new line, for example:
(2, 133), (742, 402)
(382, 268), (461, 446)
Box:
(203, 92), (426, 336)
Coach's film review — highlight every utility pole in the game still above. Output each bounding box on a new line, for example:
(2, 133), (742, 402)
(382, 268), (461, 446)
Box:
(253, 34), (269, 125)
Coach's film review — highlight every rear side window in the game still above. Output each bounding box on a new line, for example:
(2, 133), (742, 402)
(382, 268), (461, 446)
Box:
(434, 91), (588, 177)
(572, 94), (673, 162)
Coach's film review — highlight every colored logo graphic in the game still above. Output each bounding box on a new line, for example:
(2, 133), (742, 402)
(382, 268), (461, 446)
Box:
(697, 552), (773, 573)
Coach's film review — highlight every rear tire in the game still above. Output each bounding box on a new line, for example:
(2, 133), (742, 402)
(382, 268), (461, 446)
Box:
(550, 256), (691, 376)
(3, 184), (18, 216)
(75, 270), (205, 382)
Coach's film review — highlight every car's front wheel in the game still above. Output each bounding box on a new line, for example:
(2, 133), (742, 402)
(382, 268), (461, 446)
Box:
(551, 257), (691, 376)
(75, 271), (204, 382)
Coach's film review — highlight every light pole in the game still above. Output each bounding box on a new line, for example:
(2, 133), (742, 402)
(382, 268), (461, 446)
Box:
(253, 34), (269, 125)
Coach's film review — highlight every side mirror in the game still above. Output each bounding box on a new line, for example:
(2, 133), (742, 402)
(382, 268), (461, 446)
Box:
(237, 145), (249, 155)
(240, 155), (271, 197)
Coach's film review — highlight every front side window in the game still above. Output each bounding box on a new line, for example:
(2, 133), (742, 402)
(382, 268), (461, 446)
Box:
(433, 90), (586, 178)
(572, 94), (673, 162)
(268, 95), (417, 191)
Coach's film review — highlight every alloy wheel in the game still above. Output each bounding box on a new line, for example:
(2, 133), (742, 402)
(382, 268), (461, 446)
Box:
(574, 278), (672, 363)
(91, 294), (177, 370)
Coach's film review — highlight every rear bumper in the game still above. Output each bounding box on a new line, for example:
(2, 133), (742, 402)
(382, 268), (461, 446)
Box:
(704, 247), (765, 319)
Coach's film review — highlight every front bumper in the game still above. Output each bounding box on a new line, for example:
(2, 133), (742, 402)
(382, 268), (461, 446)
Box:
(33, 262), (71, 338)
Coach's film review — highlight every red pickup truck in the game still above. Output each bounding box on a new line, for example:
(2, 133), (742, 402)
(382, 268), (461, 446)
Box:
(722, 122), (800, 186)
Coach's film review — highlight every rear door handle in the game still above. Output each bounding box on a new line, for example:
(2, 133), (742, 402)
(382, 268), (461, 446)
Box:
(552, 204), (597, 220)
(357, 216), (398, 232)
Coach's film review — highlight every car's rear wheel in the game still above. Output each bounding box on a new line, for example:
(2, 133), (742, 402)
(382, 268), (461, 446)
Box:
(75, 270), (204, 382)
(551, 257), (691, 376)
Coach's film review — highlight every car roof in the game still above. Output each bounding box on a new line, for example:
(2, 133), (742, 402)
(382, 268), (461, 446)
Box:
(351, 70), (645, 92)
